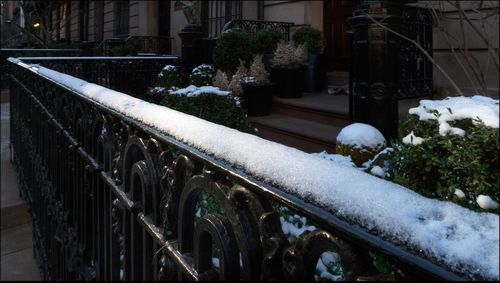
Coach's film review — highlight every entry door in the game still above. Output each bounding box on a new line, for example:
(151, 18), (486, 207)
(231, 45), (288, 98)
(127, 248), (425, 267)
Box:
(323, 0), (362, 71)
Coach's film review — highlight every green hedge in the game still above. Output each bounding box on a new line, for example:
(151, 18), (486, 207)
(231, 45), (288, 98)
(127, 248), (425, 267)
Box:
(160, 92), (249, 132)
(386, 114), (499, 213)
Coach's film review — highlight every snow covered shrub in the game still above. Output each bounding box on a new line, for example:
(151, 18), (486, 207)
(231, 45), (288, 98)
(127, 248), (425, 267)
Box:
(160, 86), (248, 131)
(145, 86), (167, 103)
(335, 123), (387, 167)
(213, 28), (253, 75)
(387, 96), (499, 213)
(189, 64), (215, 87)
(251, 27), (282, 54)
(271, 41), (308, 69)
(158, 65), (182, 90)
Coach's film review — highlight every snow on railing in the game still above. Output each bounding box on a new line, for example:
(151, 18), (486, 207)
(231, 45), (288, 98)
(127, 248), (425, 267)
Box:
(8, 57), (499, 280)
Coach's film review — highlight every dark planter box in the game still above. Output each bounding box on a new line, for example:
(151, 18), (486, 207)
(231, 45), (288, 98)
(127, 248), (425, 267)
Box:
(304, 53), (326, 92)
(270, 67), (306, 98)
(262, 54), (273, 73)
(241, 84), (275, 116)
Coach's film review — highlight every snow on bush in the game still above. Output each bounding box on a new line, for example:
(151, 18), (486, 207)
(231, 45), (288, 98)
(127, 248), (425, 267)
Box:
(310, 151), (356, 168)
(336, 123), (386, 149)
(189, 64), (215, 87)
(392, 95), (499, 215)
(27, 63), (500, 280)
(409, 96), (499, 137)
(402, 131), (425, 145)
(169, 85), (230, 97)
(336, 123), (386, 166)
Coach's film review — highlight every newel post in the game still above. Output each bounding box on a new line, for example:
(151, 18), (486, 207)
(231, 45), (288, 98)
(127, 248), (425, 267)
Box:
(347, 0), (400, 142)
(179, 24), (206, 84)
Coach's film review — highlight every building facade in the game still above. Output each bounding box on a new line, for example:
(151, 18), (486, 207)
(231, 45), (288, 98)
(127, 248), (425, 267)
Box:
(2, 0), (498, 97)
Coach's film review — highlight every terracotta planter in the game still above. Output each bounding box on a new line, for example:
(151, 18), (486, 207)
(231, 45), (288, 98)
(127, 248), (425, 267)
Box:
(241, 84), (275, 116)
(270, 67), (306, 98)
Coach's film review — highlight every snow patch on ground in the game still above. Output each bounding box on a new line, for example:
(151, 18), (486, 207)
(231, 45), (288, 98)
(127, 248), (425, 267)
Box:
(30, 64), (500, 280)
(408, 96), (499, 136)
(311, 151), (356, 167)
(336, 123), (386, 149)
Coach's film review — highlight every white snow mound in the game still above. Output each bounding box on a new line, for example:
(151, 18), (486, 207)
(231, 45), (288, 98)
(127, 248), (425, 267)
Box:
(408, 96), (499, 136)
(336, 123), (386, 149)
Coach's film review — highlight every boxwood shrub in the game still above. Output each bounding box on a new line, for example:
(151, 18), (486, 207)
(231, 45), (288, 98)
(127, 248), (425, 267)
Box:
(160, 92), (249, 132)
(212, 28), (253, 75)
(386, 114), (499, 213)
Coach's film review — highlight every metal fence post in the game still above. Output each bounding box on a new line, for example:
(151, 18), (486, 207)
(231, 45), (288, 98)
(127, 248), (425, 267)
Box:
(178, 24), (206, 84)
(348, 0), (399, 142)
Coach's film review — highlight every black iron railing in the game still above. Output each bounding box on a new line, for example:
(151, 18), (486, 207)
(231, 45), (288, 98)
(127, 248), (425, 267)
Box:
(7, 58), (477, 281)
(222, 19), (294, 40)
(16, 56), (180, 99)
(93, 36), (174, 57)
(0, 48), (81, 86)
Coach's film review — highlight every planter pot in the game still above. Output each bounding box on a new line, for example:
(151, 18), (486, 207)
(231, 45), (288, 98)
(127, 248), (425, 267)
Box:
(241, 84), (275, 116)
(262, 54), (273, 73)
(270, 67), (306, 98)
(304, 53), (326, 92)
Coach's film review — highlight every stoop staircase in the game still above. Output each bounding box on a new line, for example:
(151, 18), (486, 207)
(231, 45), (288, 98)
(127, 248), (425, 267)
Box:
(248, 71), (351, 154)
(248, 71), (422, 153)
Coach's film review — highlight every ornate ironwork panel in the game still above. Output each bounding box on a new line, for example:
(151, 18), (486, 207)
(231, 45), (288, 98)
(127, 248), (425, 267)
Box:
(7, 58), (468, 281)
(222, 19), (294, 41)
(17, 57), (180, 100)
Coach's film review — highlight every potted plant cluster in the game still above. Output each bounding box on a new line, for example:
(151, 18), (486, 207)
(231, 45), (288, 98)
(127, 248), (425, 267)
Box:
(212, 28), (253, 75)
(270, 41), (308, 98)
(250, 27), (283, 72)
(292, 26), (326, 92)
(241, 55), (275, 116)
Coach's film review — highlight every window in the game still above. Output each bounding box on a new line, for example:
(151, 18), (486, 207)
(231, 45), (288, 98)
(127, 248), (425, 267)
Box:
(204, 0), (242, 38)
(115, 0), (129, 36)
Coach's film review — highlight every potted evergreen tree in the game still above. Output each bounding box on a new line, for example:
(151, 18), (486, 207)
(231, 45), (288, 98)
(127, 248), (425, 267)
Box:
(251, 27), (283, 72)
(292, 26), (326, 92)
(270, 41), (308, 98)
(241, 55), (275, 116)
(212, 29), (253, 75)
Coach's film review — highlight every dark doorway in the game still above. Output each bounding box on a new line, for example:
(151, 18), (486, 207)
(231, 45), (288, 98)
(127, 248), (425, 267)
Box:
(323, 0), (362, 71)
(158, 0), (171, 38)
(158, 0), (171, 53)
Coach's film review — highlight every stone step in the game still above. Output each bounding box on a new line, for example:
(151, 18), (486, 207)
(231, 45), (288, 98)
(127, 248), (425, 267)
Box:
(272, 93), (350, 127)
(249, 114), (342, 153)
(326, 71), (349, 86)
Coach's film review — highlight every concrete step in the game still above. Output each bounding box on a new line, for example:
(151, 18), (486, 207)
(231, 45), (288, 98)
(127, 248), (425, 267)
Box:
(272, 93), (350, 128)
(326, 71), (349, 86)
(249, 114), (342, 153)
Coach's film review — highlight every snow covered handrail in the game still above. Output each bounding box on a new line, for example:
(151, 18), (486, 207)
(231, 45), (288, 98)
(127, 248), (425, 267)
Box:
(6, 58), (499, 281)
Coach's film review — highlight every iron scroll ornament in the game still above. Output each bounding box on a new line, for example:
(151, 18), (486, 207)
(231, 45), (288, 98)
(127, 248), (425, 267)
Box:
(7, 57), (469, 281)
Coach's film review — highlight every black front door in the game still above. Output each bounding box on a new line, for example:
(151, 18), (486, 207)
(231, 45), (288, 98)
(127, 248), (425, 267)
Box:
(323, 0), (362, 71)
